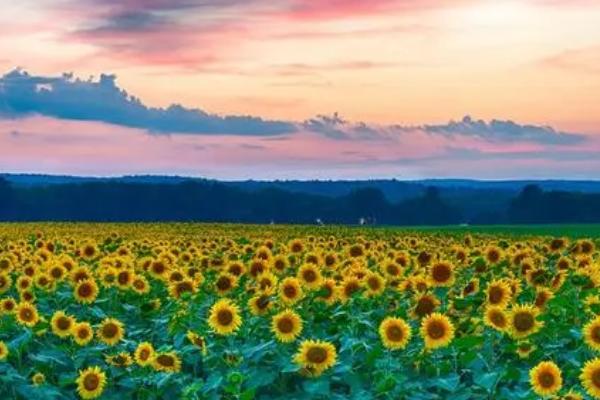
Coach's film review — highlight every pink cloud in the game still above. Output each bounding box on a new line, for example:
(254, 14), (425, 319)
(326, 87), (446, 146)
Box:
(1, 115), (598, 179)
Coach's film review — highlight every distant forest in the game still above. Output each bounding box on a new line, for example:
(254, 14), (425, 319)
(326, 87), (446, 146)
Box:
(1, 177), (600, 225)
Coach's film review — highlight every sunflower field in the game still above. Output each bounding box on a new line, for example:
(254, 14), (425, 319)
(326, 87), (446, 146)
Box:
(1, 223), (600, 399)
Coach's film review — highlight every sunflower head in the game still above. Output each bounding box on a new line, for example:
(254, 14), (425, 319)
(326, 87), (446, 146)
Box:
(580, 358), (600, 399)
(152, 352), (182, 373)
(72, 322), (94, 346)
(74, 279), (99, 304)
(530, 361), (562, 396)
(484, 306), (509, 332)
(134, 342), (155, 367)
(583, 316), (600, 352)
(271, 309), (303, 343)
(97, 318), (125, 346)
(420, 313), (455, 350)
(31, 372), (45, 386)
(379, 317), (412, 350)
(208, 299), (242, 335)
(294, 340), (337, 376)
(76, 366), (107, 400)
(51, 310), (75, 338)
(509, 304), (542, 339)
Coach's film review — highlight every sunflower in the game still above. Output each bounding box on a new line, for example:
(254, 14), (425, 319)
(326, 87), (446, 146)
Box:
(297, 263), (323, 289)
(16, 302), (39, 327)
(106, 352), (133, 367)
(485, 280), (512, 308)
(0, 273), (11, 294)
(462, 279), (480, 297)
(134, 342), (155, 367)
(80, 243), (99, 261)
(186, 331), (207, 355)
(215, 272), (238, 295)
(31, 372), (45, 386)
(271, 309), (303, 343)
(256, 271), (278, 292)
(168, 278), (197, 299)
(131, 275), (150, 294)
(530, 361), (562, 396)
(115, 269), (133, 289)
(208, 299), (242, 335)
(97, 318), (125, 346)
(509, 304), (542, 339)
(0, 340), (8, 361)
(516, 341), (535, 358)
(379, 317), (412, 350)
(315, 279), (337, 304)
(365, 272), (386, 297)
(279, 277), (304, 305)
(411, 293), (440, 319)
(152, 352), (182, 373)
(248, 293), (273, 316)
(534, 287), (554, 309)
(580, 358), (600, 399)
(271, 255), (289, 274)
(428, 261), (455, 287)
(148, 260), (169, 280)
(484, 306), (509, 332)
(294, 340), (337, 376)
(74, 279), (99, 304)
(289, 239), (305, 254)
(0, 297), (16, 314)
(485, 245), (503, 265)
(584, 316), (600, 352)
(76, 366), (106, 399)
(51, 310), (75, 338)
(339, 277), (362, 303)
(72, 322), (94, 346)
(420, 313), (455, 349)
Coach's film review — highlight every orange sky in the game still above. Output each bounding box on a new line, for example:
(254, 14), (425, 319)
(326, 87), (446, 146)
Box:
(0, 0), (599, 178)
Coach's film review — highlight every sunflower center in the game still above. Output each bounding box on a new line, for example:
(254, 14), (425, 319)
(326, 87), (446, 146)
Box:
(117, 272), (129, 285)
(386, 325), (404, 341)
(415, 297), (435, 317)
(432, 264), (451, 282)
(78, 328), (89, 339)
(490, 311), (506, 328)
(386, 265), (399, 276)
(277, 317), (294, 334)
(216, 277), (231, 291)
(513, 312), (534, 332)
(592, 369), (600, 388)
(306, 347), (327, 364)
(102, 323), (118, 338)
(157, 355), (174, 366)
(257, 295), (270, 309)
(78, 283), (92, 297)
(538, 371), (555, 388)
(303, 269), (317, 282)
(20, 308), (33, 321)
(284, 285), (297, 298)
(488, 286), (504, 304)
(368, 277), (380, 290)
(140, 349), (150, 360)
(83, 374), (100, 391)
(57, 316), (71, 330)
(592, 326), (600, 343)
(426, 320), (446, 339)
(344, 282), (360, 297)
(217, 309), (233, 325)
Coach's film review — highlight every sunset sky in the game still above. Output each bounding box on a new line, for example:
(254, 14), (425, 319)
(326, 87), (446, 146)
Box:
(1, 0), (599, 179)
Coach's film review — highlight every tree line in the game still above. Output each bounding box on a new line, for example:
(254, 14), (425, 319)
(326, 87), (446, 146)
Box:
(1, 178), (599, 224)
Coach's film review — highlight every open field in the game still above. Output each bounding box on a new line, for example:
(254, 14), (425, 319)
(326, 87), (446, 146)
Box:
(1, 223), (600, 399)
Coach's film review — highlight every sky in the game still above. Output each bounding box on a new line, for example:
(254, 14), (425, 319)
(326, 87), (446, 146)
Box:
(0, 0), (599, 180)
